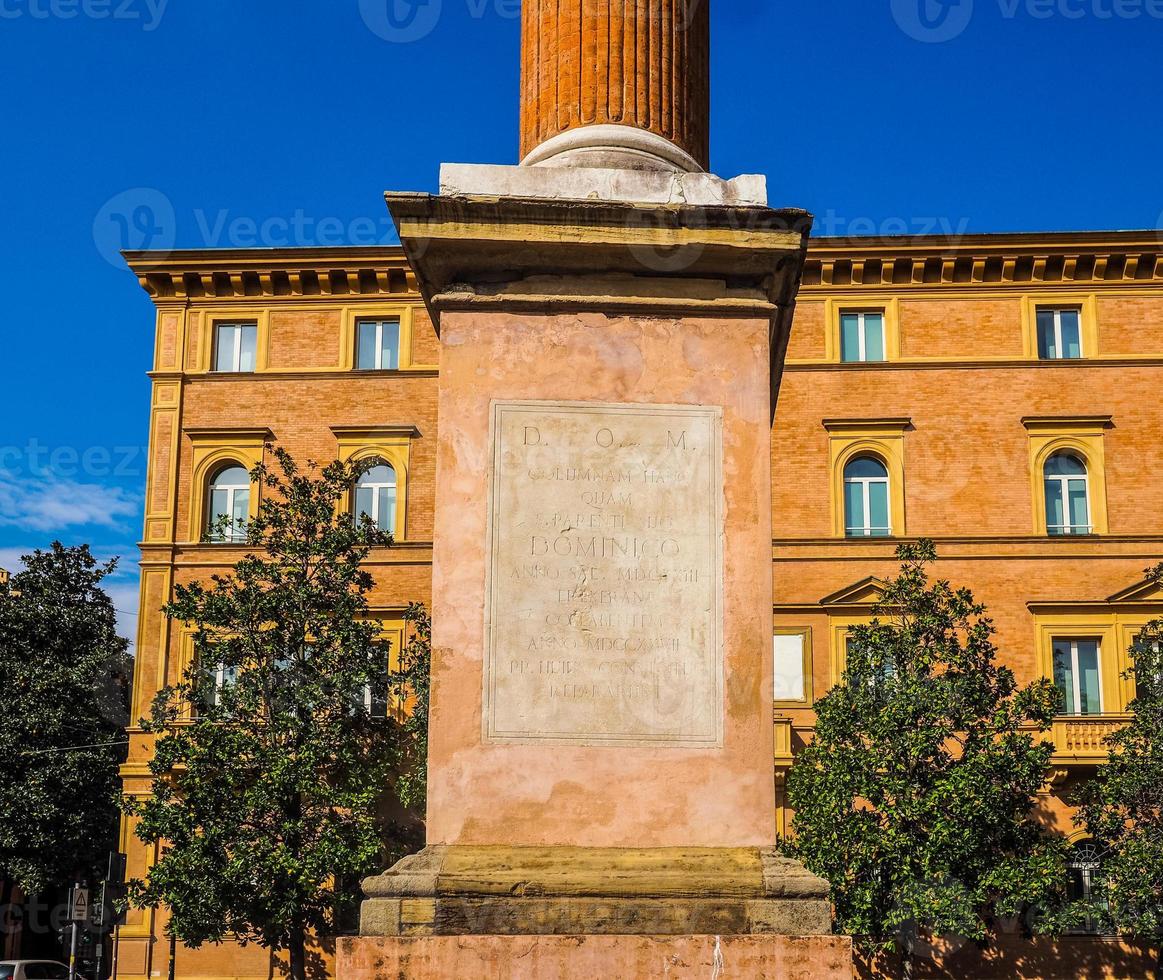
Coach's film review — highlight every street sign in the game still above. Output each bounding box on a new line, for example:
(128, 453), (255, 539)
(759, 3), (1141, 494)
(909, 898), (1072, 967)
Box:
(69, 887), (90, 923)
(90, 885), (107, 929)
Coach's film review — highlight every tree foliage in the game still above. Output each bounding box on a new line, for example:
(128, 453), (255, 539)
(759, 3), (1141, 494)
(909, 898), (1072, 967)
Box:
(1075, 562), (1163, 945)
(786, 540), (1069, 972)
(124, 448), (428, 980)
(0, 543), (131, 895)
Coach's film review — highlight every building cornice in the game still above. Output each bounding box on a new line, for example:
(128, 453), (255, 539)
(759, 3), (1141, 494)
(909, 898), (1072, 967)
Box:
(802, 230), (1163, 289)
(123, 230), (1163, 301)
(123, 247), (419, 301)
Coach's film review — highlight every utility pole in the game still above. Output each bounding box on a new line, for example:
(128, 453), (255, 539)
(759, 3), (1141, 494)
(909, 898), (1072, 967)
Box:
(67, 882), (89, 980)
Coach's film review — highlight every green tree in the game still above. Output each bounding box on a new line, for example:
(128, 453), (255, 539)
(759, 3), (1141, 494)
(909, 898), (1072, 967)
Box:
(0, 543), (131, 895)
(786, 540), (1069, 979)
(1074, 563), (1163, 976)
(125, 448), (426, 980)
(393, 602), (430, 818)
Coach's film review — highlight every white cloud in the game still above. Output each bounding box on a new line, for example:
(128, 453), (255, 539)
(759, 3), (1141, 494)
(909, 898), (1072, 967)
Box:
(0, 472), (140, 532)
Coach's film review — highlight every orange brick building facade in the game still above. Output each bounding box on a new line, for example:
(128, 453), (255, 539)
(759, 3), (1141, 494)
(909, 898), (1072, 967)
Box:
(120, 231), (1163, 979)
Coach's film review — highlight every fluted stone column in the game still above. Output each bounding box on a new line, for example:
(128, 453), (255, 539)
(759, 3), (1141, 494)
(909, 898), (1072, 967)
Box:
(520, 0), (710, 172)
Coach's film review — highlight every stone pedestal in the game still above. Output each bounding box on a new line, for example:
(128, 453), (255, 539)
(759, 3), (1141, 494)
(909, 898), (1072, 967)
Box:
(388, 191), (810, 850)
(339, 935), (853, 980)
(330, 183), (853, 977)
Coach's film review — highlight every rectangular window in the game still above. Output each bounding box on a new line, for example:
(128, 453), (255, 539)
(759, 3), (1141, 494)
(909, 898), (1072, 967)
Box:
(213, 322), (257, 372)
(840, 312), (886, 363)
(1053, 639), (1102, 715)
(1036, 308), (1083, 360)
(773, 632), (808, 702)
(356, 319), (401, 371)
(846, 633), (895, 683)
(207, 660), (239, 708)
(362, 642), (392, 718)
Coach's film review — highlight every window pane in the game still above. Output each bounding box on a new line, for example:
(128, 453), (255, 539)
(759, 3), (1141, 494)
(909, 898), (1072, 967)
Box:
(844, 480), (865, 535)
(210, 488), (229, 525)
(381, 487), (398, 534)
(357, 321), (377, 369)
(380, 320), (401, 370)
(232, 488), (250, 536)
(238, 325), (257, 372)
(1053, 643), (1077, 713)
(868, 481), (890, 536)
(773, 634), (806, 701)
(840, 314), (861, 362)
(362, 464), (394, 486)
(1046, 453), (1086, 476)
(1060, 311), (1082, 358)
(1078, 642), (1101, 714)
(845, 457), (888, 479)
(864, 314), (885, 362)
(355, 486), (375, 523)
(214, 325), (237, 371)
(1036, 310), (1056, 359)
(1068, 480), (1089, 532)
(1045, 481), (1065, 535)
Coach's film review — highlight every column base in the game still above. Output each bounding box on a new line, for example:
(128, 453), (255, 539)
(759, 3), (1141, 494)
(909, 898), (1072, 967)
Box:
(359, 846), (833, 938)
(338, 934), (853, 979)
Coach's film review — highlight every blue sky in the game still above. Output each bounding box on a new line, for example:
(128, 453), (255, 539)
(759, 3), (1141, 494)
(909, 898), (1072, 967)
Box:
(2, 0), (1161, 644)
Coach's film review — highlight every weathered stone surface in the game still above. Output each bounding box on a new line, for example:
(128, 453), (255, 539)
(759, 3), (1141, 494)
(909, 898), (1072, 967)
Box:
(440, 161), (768, 207)
(484, 401), (723, 746)
(338, 934), (855, 980)
(360, 846), (833, 938)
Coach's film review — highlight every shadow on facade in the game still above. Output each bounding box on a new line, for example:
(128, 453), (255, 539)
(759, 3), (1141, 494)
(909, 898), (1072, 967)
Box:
(856, 933), (1158, 979)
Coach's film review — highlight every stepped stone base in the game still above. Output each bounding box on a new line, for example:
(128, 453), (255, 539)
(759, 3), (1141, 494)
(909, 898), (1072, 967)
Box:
(338, 934), (854, 979)
(359, 846), (833, 938)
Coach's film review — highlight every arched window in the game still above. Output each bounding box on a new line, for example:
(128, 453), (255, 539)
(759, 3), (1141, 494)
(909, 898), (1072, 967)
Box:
(207, 464), (250, 542)
(844, 457), (891, 538)
(1044, 452), (1091, 536)
(1067, 841), (1107, 933)
(355, 462), (397, 534)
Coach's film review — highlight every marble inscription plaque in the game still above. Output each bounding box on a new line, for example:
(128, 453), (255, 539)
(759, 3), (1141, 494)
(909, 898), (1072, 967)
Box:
(484, 401), (723, 746)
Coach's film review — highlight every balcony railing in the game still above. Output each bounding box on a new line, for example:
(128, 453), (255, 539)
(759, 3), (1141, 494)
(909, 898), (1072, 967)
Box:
(772, 714), (1131, 771)
(1048, 713), (1131, 764)
(773, 713), (795, 768)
